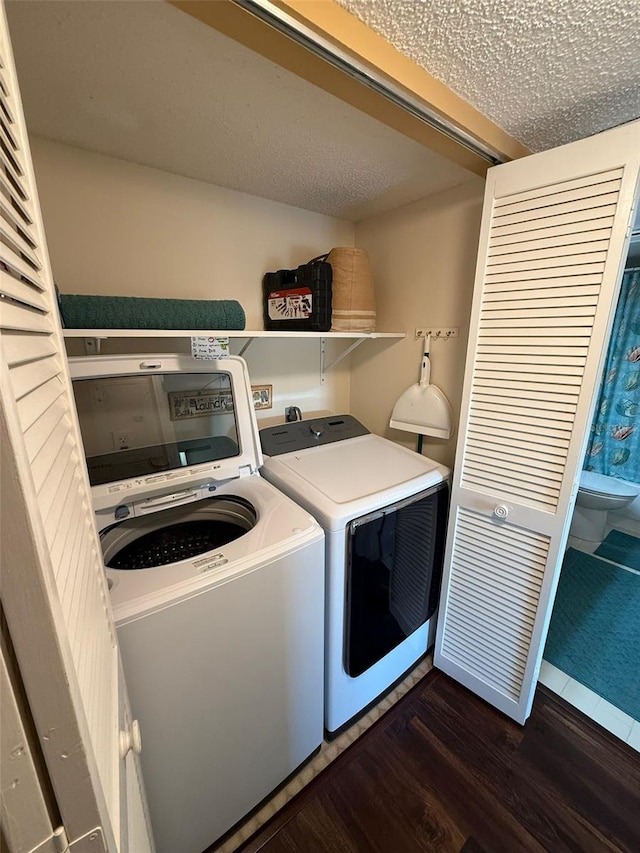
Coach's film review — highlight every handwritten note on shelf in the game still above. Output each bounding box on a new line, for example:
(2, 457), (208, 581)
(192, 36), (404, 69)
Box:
(190, 336), (230, 360)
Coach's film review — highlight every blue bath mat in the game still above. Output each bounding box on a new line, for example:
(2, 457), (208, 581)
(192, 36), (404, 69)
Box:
(595, 529), (640, 572)
(544, 548), (640, 720)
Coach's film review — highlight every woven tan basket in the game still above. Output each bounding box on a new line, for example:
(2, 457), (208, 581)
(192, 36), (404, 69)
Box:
(327, 247), (376, 332)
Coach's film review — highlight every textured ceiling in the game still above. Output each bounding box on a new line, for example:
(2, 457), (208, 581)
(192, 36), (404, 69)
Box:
(338, 0), (640, 152)
(5, 1), (474, 222)
(8, 1), (637, 221)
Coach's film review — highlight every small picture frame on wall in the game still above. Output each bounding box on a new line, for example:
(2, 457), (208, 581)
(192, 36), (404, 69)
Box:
(252, 384), (273, 410)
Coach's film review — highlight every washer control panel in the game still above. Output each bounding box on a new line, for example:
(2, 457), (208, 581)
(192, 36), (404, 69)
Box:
(260, 415), (369, 457)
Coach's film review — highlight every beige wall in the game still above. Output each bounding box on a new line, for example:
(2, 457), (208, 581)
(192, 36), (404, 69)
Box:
(351, 179), (485, 468)
(31, 137), (355, 422)
(31, 137), (484, 442)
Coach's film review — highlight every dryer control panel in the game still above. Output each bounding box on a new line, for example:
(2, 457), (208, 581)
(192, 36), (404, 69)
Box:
(260, 415), (369, 456)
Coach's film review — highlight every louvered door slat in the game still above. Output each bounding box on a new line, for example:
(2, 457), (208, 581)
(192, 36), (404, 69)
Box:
(453, 546), (547, 590)
(23, 396), (67, 462)
(0, 127), (22, 178)
(493, 194), (620, 230)
(471, 400), (575, 425)
(488, 239), (611, 265)
(491, 215), (614, 246)
(494, 168), (624, 207)
(15, 374), (64, 431)
(451, 557), (546, 599)
(59, 481), (90, 618)
(473, 379), (579, 402)
(484, 281), (601, 299)
(0, 187), (32, 233)
(469, 415), (571, 443)
(436, 123), (640, 724)
(466, 434), (567, 467)
(47, 463), (79, 566)
(0, 172), (32, 224)
(1, 269), (47, 309)
(464, 452), (563, 486)
(2, 329), (56, 365)
(37, 434), (74, 525)
(68, 522), (92, 650)
(0, 103), (19, 153)
(0, 218), (41, 268)
(47, 474), (83, 583)
(481, 315), (593, 328)
(444, 616), (530, 674)
(486, 263), (606, 284)
(473, 390), (577, 412)
(1, 296), (50, 333)
(0, 206), (38, 259)
(487, 252), (607, 274)
(63, 511), (90, 647)
(10, 352), (59, 400)
(0, 245), (44, 288)
(476, 353), (585, 369)
(479, 330), (591, 343)
(474, 366), (584, 383)
(0, 65), (9, 97)
(492, 205), (617, 238)
(489, 227), (612, 253)
(31, 412), (70, 493)
(447, 591), (536, 641)
(494, 178), (622, 217)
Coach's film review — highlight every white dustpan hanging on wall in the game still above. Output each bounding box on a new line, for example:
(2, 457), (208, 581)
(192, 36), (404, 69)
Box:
(390, 334), (454, 440)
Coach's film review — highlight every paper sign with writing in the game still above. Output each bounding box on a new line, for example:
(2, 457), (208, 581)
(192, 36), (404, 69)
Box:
(190, 336), (230, 360)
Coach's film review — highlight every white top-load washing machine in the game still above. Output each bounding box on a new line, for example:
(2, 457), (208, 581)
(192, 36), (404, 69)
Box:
(69, 354), (325, 853)
(260, 415), (449, 737)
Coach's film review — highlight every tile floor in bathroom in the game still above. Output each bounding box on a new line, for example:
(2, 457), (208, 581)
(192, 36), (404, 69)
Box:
(539, 529), (640, 753)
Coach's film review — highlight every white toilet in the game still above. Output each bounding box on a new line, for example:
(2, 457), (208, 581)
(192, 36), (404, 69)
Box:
(570, 471), (639, 542)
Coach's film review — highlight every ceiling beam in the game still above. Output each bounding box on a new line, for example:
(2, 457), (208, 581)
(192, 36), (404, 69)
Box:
(169, 0), (531, 178)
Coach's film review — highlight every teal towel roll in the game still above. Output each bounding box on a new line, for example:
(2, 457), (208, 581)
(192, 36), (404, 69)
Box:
(58, 294), (246, 331)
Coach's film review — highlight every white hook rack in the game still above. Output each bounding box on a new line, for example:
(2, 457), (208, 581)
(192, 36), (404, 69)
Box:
(414, 327), (459, 340)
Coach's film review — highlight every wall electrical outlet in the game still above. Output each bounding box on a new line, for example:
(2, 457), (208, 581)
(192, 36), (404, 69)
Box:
(114, 430), (131, 450)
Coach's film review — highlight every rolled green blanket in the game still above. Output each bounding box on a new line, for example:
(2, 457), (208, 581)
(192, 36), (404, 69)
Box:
(58, 294), (246, 331)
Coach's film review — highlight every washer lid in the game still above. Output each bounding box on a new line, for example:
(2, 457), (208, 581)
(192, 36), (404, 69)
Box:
(69, 354), (262, 512)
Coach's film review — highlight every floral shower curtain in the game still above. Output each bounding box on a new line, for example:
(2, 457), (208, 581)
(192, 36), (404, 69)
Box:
(585, 267), (640, 482)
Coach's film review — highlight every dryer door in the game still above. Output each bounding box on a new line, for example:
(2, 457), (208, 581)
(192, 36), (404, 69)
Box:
(345, 481), (449, 677)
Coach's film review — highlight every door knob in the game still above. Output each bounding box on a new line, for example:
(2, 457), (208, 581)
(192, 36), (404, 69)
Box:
(120, 719), (142, 759)
(493, 504), (509, 520)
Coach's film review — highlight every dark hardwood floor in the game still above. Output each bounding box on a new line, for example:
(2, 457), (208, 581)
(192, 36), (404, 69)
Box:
(238, 671), (640, 853)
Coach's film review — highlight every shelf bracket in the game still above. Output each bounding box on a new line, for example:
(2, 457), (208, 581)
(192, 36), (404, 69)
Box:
(320, 337), (366, 383)
(238, 337), (254, 357)
(82, 337), (106, 355)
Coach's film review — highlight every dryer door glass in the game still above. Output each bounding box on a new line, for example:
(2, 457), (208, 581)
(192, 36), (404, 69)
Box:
(345, 482), (449, 677)
(72, 372), (239, 485)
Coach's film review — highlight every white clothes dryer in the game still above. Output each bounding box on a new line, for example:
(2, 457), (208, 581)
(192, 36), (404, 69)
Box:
(69, 354), (324, 853)
(260, 415), (449, 738)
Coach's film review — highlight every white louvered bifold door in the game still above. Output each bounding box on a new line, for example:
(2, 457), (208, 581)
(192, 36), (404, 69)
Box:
(434, 120), (640, 724)
(0, 5), (153, 850)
